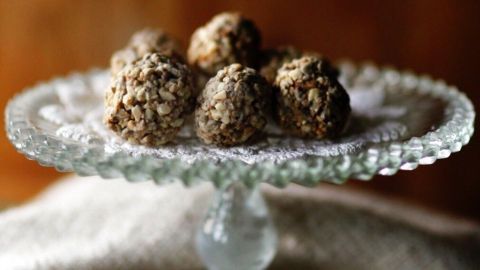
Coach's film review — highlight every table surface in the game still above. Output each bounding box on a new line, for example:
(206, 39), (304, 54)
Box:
(1, 175), (479, 270)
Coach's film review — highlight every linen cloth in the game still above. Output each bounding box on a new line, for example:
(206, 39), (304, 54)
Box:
(0, 175), (478, 270)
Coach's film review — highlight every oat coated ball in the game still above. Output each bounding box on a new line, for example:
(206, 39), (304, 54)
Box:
(111, 28), (184, 75)
(274, 56), (350, 139)
(187, 12), (261, 84)
(260, 46), (339, 84)
(195, 64), (269, 146)
(104, 53), (195, 146)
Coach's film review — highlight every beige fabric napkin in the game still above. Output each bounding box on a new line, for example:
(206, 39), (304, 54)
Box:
(0, 175), (478, 270)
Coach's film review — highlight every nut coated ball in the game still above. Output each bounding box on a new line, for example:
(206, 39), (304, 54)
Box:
(260, 46), (339, 84)
(195, 64), (269, 146)
(187, 12), (261, 81)
(104, 53), (195, 146)
(111, 28), (184, 75)
(274, 56), (350, 139)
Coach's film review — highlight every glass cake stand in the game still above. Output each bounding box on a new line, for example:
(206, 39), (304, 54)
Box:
(5, 62), (475, 270)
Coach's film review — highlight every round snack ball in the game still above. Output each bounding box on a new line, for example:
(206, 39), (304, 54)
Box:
(111, 28), (184, 75)
(259, 46), (339, 84)
(195, 64), (269, 146)
(259, 46), (303, 84)
(128, 28), (182, 56)
(274, 56), (350, 139)
(187, 12), (261, 80)
(104, 53), (195, 146)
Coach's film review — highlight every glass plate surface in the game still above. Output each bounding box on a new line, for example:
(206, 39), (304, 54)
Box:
(5, 62), (475, 187)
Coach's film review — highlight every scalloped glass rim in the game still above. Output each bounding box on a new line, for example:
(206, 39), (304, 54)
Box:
(5, 62), (475, 188)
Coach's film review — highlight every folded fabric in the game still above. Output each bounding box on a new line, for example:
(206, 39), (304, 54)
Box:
(0, 175), (478, 270)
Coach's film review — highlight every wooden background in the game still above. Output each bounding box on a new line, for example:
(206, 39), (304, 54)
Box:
(0, 0), (479, 219)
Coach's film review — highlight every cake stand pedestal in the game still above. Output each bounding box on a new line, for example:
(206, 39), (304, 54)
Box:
(196, 182), (276, 270)
(6, 62), (474, 270)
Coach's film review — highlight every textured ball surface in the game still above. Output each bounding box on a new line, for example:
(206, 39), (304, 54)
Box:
(104, 53), (195, 146)
(259, 46), (303, 84)
(274, 56), (350, 139)
(260, 46), (339, 84)
(187, 12), (261, 80)
(111, 28), (184, 75)
(195, 64), (269, 146)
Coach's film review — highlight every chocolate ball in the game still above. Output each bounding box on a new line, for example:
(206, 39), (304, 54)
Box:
(260, 46), (339, 84)
(187, 12), (261, 85)
(111, 28), (184, 75)
(104, 53), (195, 146)
(274, 56), (350, 139)
(195, 64), (269, 146)
(259, 46), (303, 84)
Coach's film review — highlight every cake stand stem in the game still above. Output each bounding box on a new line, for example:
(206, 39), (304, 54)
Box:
(195, 182), (278, 270)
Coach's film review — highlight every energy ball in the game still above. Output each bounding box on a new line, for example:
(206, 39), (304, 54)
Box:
(128, 28), (182, 56)
(111, 28), (184, 75)
(187, 12), (261, 84)
(260, 46), (339, 84)
(259, 46), (303, 84)
(274, 56), (350, 139)
(104, 53), (195, 146)
(195, 64), (269, 146)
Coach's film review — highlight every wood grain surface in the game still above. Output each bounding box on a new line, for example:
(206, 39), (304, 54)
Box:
(0, 0), (478, 219)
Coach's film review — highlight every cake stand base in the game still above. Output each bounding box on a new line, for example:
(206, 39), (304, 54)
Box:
(195, 182), (277, 270)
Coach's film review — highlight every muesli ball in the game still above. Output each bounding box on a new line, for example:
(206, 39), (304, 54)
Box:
(104, 53), (195, 146)
(274, 56), (350, 139)
(260, 46), (339, 84)
(195, 64), (269, 146)
(111, 28), (184, 75)
(187, 12), (261, 86)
